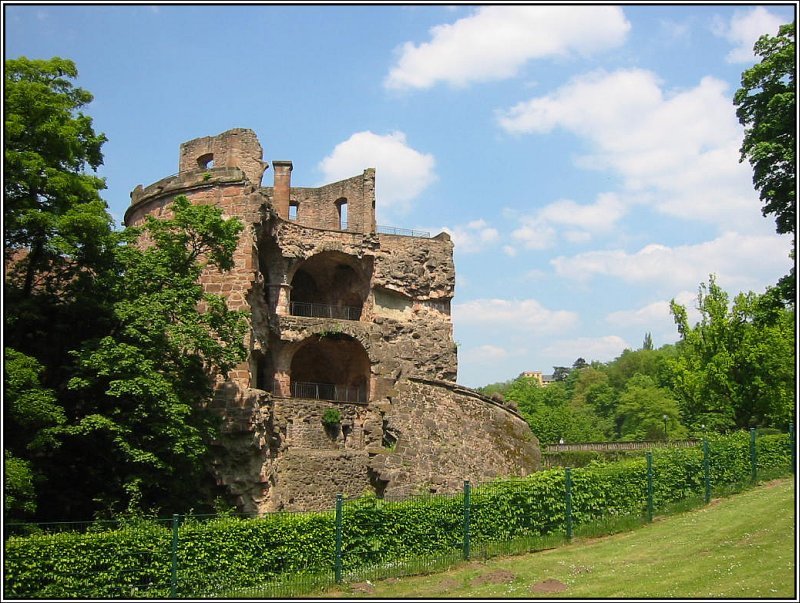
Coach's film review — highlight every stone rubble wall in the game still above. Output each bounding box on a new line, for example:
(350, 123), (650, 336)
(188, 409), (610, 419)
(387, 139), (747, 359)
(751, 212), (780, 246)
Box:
(370, 379), (541, 496)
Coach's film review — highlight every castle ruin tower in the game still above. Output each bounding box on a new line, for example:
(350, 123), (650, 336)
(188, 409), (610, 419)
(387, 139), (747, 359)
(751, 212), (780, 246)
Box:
(126, 128), (540, 513)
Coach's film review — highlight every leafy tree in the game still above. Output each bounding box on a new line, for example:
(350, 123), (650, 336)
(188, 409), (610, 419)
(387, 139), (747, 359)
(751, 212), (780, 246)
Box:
(4, 56), (250, 519)
(606, 348), (657, 391)
(734, 21), (796, 303)
(4, 56), (110, 299)
(505, 376), (609, 443)
(568, 367), (616, 437)
(47, 196), (248, 518)
(572, 357), (589, 370)
(551, 366), (571, 382)
(4, 451), (36, 519)
(669, 275), (795, 433)
(642, 332), (654, 351)
(4, 348), (66, 519)
(616, 374), (686, 441)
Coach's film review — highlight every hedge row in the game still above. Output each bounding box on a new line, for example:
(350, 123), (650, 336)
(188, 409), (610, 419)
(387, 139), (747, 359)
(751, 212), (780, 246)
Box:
(4, 432), (792, 598)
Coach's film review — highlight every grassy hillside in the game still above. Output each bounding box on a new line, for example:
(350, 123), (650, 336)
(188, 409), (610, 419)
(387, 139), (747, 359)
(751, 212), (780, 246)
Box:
(322, 477), (795, 599)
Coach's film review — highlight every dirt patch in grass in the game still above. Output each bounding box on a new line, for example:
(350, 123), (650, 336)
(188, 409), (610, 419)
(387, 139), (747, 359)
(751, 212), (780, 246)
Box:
(349, 581), (375, 594)
(471, 569), (516, 586)
(436, 577), (462, 593)
(530, 578), (568, 594)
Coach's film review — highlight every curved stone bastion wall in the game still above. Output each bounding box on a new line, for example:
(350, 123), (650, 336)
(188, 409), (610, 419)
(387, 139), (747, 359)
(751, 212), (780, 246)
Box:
(126, 128), (541, 513)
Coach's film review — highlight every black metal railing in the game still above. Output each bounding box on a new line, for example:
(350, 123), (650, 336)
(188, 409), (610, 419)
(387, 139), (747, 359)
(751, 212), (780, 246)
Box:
(284, 218), (430, 238)
(288, 381), (367, 404)
(377, 224), (430, 238)
(290, 302), (361, 321)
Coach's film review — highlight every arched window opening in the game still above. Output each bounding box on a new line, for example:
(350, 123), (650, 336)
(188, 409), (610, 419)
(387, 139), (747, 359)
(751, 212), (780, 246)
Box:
(290, 334), (369, 403)
(197, 153), (215, 169)
(336, 198), (348, 230)
(289, 252), (367, 320)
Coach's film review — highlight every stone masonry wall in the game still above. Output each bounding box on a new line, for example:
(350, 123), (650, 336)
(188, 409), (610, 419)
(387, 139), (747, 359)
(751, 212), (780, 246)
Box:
(370, 379), (540, 496)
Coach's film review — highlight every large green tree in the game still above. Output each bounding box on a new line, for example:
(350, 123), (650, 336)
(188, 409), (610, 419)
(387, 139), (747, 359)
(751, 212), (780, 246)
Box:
(615, 374), (686, 441)
(5, 56), (110, 298)
(669, 276), (795, 433)
(4, 57), (114, 520)
(54, 196), (247, 518)
(4, 57), (249, 520)
(733, 21), (796, 303)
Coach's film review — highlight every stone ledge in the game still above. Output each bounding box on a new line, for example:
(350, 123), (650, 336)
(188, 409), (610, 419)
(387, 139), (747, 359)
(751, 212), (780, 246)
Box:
(407, 377), (526, 420)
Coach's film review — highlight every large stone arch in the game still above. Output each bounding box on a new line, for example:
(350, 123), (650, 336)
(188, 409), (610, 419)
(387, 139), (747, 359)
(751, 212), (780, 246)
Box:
(288, 251), (370, 320)
(288, 333), (370, 403)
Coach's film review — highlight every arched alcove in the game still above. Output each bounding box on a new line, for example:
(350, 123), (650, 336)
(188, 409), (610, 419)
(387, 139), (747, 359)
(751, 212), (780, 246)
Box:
(289, 251), (368, 320)
(289, 333), (370, 403)
(197, 153), (215, 169)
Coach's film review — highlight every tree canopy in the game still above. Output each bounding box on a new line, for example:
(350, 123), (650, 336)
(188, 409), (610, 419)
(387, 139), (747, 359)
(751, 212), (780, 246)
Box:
(4, 57), (248, 521)
(734, 21), (796, 303)
(482, 277), (793, 445)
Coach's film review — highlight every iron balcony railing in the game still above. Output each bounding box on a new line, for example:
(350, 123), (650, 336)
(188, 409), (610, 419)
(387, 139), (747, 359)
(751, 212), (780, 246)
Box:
(376, 224), (430, 238)
(290, 301), (361, 321)
(290, 219), (430, 238)
(287, 381), (367, 404)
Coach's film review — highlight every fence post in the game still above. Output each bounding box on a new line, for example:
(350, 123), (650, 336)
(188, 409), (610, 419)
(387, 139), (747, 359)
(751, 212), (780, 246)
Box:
(703, 439), (711, 504)
(646, 452), (653, 522)
(462, 480), (471, 561)
(750, 428), (757, 485)
(789, 422), (795, 475)
(170, 514), (180, 598)
(565, 467), (573, 541)
(334, 494), (343, 584)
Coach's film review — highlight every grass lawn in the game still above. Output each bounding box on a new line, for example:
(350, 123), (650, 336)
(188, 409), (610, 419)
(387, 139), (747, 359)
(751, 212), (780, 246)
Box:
(321, 477), (796, 599)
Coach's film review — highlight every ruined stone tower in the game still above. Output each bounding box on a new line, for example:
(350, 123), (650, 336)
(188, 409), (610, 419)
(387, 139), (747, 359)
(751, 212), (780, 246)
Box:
(126, 128), (540, 513)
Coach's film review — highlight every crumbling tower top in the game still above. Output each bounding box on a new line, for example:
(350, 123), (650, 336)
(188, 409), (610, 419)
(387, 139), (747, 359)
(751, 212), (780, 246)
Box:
(179, 128), (268, 186)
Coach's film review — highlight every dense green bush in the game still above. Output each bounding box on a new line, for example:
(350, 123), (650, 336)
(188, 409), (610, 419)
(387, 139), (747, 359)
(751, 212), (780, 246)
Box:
(4, 433), (791, 598)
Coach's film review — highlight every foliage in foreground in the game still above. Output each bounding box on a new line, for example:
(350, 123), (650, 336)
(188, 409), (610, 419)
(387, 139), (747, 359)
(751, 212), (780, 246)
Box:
(3, 53), (248, 522)
(4, 432), (791, 599)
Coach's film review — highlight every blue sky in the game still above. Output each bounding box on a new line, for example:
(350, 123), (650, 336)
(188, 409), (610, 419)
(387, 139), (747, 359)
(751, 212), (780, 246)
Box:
(6, 3), (795, 387)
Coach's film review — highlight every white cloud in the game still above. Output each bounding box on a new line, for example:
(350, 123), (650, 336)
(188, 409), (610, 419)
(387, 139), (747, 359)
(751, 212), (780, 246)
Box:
(713, 7), (786, 63)
(510, 219), (557, 250)
(318, 131), (436, 213)
(460, 344), (510, 362)
(496, 68), (762, 230)
(453, 298), (579, 334)
(385, 5), (630, 90)
(511, 192), (626, 250)
(541, 335), (630, 365)
(442, 219), (500, 253)
(502, 245), (518, 257)
(551, 231), (792, 292)
(605, 290), (701, 340)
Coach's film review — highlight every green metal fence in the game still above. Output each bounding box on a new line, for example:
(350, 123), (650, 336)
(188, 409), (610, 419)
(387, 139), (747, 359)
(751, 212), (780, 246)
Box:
(4, 431), (794, 599)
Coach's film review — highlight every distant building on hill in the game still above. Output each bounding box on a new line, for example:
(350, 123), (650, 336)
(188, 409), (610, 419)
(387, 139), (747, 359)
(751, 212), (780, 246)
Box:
(520, 371), (555, 387)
